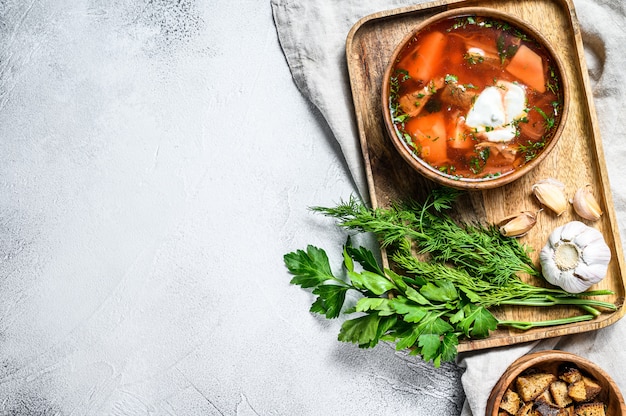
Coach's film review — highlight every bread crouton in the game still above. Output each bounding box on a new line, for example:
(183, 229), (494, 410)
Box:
(516, 372), (557, 402)
(574, 402), (606, 416)
(568, 376), (602, 402)
(516, 402), (534, 416)
(535, 401), (561, 416)
(568, 379), (588, 402)
(559, 364), (583, 384)
(581, 376), (602, 401)
(535, 402), (575, 416)
(550, 380), (573, 408)
(535, 388), (556, 407)
(500, 388), (522, 415)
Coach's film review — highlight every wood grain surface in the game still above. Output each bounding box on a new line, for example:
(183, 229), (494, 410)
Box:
(345, 0), (626, 352)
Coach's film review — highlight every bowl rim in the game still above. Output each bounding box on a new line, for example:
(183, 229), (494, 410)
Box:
(381, 6), (570, 190)
(485, 349), (626, 416)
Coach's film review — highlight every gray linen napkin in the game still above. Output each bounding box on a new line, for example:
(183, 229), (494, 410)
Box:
(271, 0), (626, 414)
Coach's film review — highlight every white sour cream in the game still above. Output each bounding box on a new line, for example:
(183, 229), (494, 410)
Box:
(465, 81), (527, 142)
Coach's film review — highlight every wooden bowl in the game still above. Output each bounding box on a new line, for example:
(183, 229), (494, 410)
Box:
(486, 350), (626, 416)
(381, 7), (569, 190)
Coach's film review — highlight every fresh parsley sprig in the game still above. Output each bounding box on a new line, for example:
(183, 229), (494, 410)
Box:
(285, 241), (489, 366)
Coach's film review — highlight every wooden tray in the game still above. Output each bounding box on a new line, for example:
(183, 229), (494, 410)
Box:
(345, 0), (626, 352)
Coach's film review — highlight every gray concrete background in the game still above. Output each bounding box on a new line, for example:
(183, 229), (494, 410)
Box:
(0, 1), (464, 414)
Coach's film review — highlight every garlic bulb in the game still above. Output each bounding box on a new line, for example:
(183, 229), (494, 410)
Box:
(532, 178), (568, 216)
(572, 185), (603, 221)
(539, 221), (611, 293)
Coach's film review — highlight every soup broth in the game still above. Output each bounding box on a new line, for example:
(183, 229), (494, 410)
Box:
(388, 15), (564, 181)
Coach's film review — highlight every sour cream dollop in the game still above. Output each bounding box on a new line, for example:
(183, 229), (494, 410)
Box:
(465, 81), (527, 142)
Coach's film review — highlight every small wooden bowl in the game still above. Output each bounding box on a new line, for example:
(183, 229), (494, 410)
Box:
(486, 350), (626, 416)
(381, 7), (569, 190)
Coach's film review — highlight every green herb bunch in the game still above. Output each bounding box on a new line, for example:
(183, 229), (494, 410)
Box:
(283, 188), (616, 367)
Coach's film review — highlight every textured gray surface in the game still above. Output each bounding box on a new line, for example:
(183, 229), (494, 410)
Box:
(0, 1), (464, 414)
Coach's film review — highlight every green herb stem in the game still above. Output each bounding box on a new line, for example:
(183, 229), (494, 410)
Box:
(498, 315), (595, 331)
(499, 298), (616, 310)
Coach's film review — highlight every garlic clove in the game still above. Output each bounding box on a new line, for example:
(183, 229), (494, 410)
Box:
(574, 225), (605, 249)
(532, 178), (568, 216)
(558, 220), (589, 243)
(572, 185), (603, 221)
(581, 238), (611, 266)
(498, 211), (537, 237)
(547, 223), (564, 246)
(572, 262), (607, 285)
(557, 269), (592, 294)
(539, 245), (561, 277)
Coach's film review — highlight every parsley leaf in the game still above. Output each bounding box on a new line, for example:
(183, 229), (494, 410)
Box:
(285, 245), (349, 318)
(389, 297), (429, 323)
(348, 270), (397, 295)
(338, 314), (381, 346)
(310, 284), (349, 319)
(355, 297), (394, 316)
(457, 303), (498, 338)
(345, 243), (385, 276)
(420, 281), (458, 303)
(284, 245), (336, 288)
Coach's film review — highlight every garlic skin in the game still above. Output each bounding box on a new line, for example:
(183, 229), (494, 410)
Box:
(572, 185), (603, 221)
(539, 221), (611, 293)
(498, 211), (538, 237)
(532, 178), (568, 216)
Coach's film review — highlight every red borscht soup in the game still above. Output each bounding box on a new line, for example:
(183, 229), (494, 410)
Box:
(387, 14), (565, 181)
